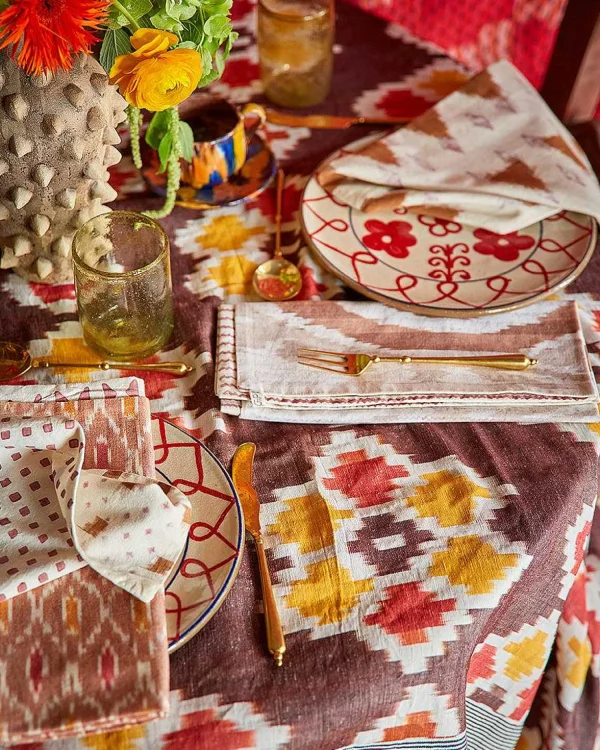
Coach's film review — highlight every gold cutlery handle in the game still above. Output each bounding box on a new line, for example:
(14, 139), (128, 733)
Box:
(31, 359), (192, 375)
(377, 354), (537, 371)
(255, 535), (286, 666)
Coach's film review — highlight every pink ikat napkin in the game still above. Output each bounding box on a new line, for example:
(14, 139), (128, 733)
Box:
(0, 417), (189, 603)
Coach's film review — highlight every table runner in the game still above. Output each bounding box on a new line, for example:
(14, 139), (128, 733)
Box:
(2, 2), (600, 749)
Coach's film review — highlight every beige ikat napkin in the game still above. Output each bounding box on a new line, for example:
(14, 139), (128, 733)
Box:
(318, 60), (600, 234)
(215, 300), (599, 424)
(0, 417), (190, 603)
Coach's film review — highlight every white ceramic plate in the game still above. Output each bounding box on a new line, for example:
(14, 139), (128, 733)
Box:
(151, 416), (244, 652)
(301, 134), (597, 317)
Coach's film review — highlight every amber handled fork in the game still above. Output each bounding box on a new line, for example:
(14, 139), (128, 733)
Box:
(297, 349), (538, 376)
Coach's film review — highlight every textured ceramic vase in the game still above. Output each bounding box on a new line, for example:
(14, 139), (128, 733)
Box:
(0, 52), (127, 284)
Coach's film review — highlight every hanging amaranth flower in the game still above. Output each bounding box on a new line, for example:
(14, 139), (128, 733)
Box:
(0, 0), (109, 76)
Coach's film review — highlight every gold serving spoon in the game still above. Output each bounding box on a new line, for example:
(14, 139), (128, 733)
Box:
(253, 169), (302, 301)
(0, 342), (192, 382)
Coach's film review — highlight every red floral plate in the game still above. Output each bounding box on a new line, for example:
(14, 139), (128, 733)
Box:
(301, 135), (597, 317)
(152, 416), (244, 653)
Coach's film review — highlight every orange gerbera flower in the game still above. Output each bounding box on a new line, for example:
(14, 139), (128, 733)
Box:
(0, 0), (109, 76)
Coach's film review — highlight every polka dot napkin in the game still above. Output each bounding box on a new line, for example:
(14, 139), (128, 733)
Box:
(0, 417), (190, 603)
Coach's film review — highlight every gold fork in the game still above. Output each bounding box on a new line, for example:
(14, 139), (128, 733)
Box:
(297, 349), (538, 376)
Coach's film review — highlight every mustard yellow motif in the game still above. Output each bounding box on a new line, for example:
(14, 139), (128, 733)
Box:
(207, 255), (258, 295)
(64, 595), (80, 634)
(268, 492), (354, 554)
(48, 337), (100, 384)
(429, 535), (519, 595)
(82, 723), (146, 749)
(566, 635), (592, 688)
(406, 470), (491, 528)
(503, 631), (548, 681)
(0, 599), (9, 634)
(196, 214), (265, 252)
(286, 558), (373, 625)
(134, 599), (150, 633)
(416, 68), (470, 99)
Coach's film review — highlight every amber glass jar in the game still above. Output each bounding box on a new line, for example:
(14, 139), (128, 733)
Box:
(258, 0), (334, 108)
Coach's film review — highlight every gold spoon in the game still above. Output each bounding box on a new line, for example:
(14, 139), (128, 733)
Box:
(0, 342), (192, 382)
(253, 169), (302, 301)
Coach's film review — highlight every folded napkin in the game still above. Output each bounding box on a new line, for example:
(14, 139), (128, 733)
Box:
(216, 300), (599, 423)
(0, 419), (189, 603)
(0, 380), (171, 746)
(318, 60), (600, 234)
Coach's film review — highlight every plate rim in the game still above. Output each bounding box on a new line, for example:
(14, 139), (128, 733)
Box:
(152, 416), (245, 653)
(300, 135), (598, 318)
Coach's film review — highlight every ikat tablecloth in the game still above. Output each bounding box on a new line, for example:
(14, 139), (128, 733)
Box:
(2, 2), (600, 749)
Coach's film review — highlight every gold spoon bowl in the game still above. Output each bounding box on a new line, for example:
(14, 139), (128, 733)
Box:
(253, 169), (303, 301)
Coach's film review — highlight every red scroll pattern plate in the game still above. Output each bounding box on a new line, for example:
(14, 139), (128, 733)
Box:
(151, 416), (244, 653)
(301, 135), (597, 317)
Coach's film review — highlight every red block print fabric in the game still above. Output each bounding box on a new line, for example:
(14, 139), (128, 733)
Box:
(342, 0), (569, 89)
(0, 386), (170, 745)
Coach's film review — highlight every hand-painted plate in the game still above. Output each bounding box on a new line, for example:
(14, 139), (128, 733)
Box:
(151, 416), (244, 653)
(301, 134), (597, 317)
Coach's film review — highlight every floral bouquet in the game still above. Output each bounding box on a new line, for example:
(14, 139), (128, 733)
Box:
(0, 0), (237, 217)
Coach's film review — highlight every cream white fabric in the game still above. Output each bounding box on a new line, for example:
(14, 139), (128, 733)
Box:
(215, 300), (599, 424)
(319, 61), (600, 234)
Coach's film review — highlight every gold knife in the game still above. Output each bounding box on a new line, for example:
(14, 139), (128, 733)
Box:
(265, 109), (409, 129)
(232, 442), (286, 666)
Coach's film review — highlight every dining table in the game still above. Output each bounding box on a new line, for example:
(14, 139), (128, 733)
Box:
(3, 1), (600, 749)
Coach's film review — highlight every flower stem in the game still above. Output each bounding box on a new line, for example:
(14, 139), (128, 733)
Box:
(144, 107), (181, 220)
(127, 106), (143, 169)
(112, 0), (141, 31)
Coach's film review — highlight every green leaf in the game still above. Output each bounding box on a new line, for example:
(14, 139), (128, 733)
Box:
(109, 0), (152, 28)
(198, 68), (220, 87)
(214, 50), (225, 75)
(179, 121), (194, 162)
(165, 0), (197, 21)
(99, 28), (131, 73)
(150, 8), (184, 31)
(203, 14), (231, 39)
(158, 132), (174, 173)
(145, 110), (171, 150)
(180, 20), (205, 45)
(224, 30), (238, 56)
(200, 0), (232, 8)
(203, 36), (220, 54)
(177, 41), (198, 49)
(201, 1), (231, 15)
(199, 47), (212, 73)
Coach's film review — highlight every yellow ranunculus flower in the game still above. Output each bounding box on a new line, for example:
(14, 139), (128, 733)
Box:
(109, 28), (202, 111)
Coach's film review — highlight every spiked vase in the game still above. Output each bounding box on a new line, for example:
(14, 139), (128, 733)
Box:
(0, 52), (127, 284)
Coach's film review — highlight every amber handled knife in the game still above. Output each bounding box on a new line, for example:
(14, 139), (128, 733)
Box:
(265, 109), (410, 129)
(232, 442), (286, 666)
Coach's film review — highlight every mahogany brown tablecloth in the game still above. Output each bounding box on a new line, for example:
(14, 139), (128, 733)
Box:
(2, 2), (600, 748)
